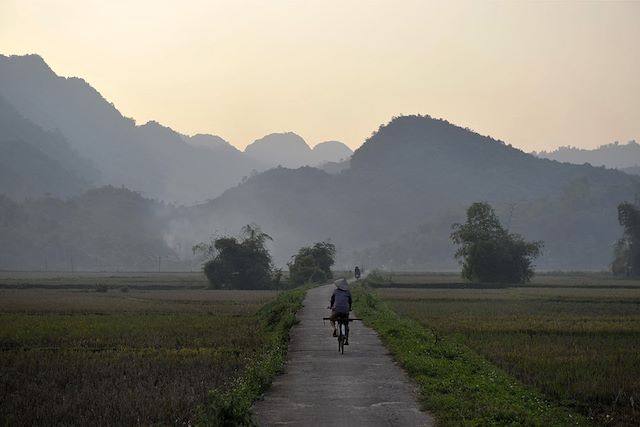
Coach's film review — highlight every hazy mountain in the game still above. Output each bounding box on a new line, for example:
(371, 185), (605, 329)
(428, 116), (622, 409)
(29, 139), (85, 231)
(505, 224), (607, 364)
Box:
(536, 141), (640, 170)
(0, 140), (87, 201)
(180, 115), (639, 270)
(244, 132), (312, 168)
(243, 133), (353, 169)
(0, 95), (94, 199)
(0, 54), (261, 203)
(312, 140), (353, 164)
(1, 54), (635, 271)
(1, 113), (636, 271)
(0, 54), (352, 202)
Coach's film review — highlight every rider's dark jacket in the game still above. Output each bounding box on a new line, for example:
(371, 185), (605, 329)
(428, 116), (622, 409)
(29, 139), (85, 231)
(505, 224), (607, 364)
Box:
(331, 289), (352, 314)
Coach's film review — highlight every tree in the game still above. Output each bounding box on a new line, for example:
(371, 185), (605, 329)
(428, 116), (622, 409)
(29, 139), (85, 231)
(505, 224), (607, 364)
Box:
(192, 224), (279, 289)
(288, 241), (336, 286)
(451, 202), (543, 283)
(612, 202), (640, 276)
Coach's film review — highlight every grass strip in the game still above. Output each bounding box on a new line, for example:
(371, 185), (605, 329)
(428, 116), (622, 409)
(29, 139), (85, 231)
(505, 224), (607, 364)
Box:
(352, 282), (589, 426)
(195, 287), (306, 426)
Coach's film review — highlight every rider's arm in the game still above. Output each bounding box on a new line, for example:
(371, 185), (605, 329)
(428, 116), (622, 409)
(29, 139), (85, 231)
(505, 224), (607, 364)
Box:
(330, 293), (335, 309)
(348, 294), (352, 310)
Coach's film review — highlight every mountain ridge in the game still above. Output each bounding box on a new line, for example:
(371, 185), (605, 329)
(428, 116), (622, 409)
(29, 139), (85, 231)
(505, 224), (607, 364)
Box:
(1, 54), (637, 271)
(180, 115), (639, 270)
(0, 54), (352, 203)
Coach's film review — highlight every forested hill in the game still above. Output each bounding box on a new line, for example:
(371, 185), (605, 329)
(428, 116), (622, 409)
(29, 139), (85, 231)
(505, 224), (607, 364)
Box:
(183, 116), (639, 270)
(345, 116), (636, 211)
(0, 114), (636, 271)
(0, 51), (636, 271)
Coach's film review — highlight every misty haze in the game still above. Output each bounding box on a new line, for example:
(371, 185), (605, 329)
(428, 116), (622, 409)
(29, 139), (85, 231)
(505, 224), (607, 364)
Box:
(1, 1), (639, 426)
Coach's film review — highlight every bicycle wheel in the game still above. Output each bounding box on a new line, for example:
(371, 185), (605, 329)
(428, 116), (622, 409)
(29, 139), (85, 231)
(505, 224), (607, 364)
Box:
(339, 324), (345, 354)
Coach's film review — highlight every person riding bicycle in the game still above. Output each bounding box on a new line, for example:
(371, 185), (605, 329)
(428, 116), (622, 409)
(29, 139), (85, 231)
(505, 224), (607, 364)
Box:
(329, 277), (352, 344)
(354, 266), (361, 280)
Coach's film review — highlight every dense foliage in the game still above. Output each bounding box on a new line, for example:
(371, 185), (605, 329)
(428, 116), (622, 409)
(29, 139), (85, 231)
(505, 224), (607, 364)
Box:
(612, 202), (640, 276)
(194, 224), (280, 289)
(288, 241), (336, 285)
(451, 202), (543, 283)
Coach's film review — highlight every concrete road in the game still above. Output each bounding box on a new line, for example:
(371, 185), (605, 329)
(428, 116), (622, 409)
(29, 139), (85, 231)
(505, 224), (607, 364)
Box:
(253, 284), (435, 426)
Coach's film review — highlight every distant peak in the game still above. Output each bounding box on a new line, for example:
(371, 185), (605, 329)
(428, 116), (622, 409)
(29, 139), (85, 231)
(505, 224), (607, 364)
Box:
(245, 132), (310, 152)
(311, 140), (353, 164)
(313, 140), (351, 150)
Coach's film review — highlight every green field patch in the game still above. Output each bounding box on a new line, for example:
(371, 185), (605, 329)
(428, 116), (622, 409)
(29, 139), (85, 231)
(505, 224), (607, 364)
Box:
(373, 272), (640, 289)
(0, 313), (267, 350)
(353, 283), (586, 426)
(374, 274), (640, 426)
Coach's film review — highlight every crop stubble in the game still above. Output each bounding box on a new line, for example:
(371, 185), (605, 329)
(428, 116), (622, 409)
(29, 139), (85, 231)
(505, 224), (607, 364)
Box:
(0, 273), (279, 426)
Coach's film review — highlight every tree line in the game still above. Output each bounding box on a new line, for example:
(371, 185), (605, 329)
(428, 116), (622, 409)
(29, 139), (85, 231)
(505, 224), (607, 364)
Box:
(193, 199), (637, 289)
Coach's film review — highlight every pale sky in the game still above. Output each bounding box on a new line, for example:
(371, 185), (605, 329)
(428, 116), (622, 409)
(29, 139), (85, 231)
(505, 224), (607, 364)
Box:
(1, 0), (639, 151)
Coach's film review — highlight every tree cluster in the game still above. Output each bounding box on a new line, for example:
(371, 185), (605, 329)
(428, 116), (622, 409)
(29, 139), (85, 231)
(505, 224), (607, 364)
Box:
(193, 224), (281, 289)
(451, 202), (543, 283)
(194, 225), (337, 289)
(288, 242), (336, 286)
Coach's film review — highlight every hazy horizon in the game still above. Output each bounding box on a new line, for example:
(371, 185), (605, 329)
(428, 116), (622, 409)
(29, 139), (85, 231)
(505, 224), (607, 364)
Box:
(2, 0), (639, 152)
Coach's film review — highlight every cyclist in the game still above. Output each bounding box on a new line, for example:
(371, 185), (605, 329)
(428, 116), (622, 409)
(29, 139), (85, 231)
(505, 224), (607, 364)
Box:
(329, 277), (352, 344)
(354, 266), (361, 280)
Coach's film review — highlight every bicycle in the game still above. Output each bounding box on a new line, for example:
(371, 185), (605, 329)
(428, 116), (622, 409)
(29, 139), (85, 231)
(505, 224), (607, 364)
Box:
(323, 315), (362, 354)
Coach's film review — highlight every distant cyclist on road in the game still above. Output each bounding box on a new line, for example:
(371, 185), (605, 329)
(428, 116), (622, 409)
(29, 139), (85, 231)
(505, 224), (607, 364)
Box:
(329, 277), (352, 344)
(354, 266), (361, 280)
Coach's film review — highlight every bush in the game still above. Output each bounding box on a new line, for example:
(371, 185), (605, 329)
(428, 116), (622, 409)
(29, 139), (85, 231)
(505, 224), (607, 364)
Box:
(193, 224), (278, 290)
(451, 202), (543, 283)
(288, 242), (336, 286)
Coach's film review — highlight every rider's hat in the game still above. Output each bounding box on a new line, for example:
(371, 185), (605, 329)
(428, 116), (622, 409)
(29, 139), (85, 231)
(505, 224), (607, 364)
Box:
(335, 277), (349, 291)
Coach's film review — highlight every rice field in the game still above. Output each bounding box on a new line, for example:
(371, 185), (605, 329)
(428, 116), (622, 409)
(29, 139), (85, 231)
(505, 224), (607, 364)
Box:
(375, 273), (640, 426)
(0, 272), (281, 426)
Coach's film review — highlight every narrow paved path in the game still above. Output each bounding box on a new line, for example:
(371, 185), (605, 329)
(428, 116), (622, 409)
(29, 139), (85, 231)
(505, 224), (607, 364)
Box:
(253, 284), (435, 426)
